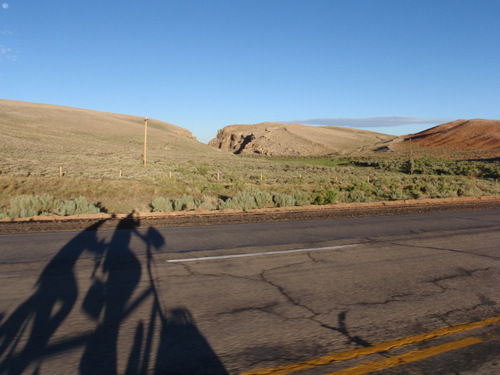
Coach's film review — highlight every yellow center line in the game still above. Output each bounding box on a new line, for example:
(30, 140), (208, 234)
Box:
(324, 336), (483, 375)
(240, 315), (500, 375)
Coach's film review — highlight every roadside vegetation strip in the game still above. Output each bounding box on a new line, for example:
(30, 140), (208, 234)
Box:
(240, 315), (500, 375)
(166, 244), (359, 263)
(2, 154), (500, 216)
(2, 196), (500, 235)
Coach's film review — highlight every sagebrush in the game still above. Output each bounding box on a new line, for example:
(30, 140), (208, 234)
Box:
(1, 154), (499, 216)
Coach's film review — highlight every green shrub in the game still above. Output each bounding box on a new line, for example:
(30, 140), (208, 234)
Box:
(150, 197), (173, 212)
(217, 189), (281, 211)
(312, 189), (337, 205)
(324, 189), (338, 204)
(457, 183), (483, 197)
(313, 194), (325, 205)
(234, 190), (259, 211)
(251, 189), (275, 208)
(336, 191), (350, 203)
(293, 190), (311, 206)
(389, 189), (406, 201)
(197, 195), (219, 211)
(173, 195), (196, 211)
(195, 163), (209, 176)
(218, 198), (239, 210)
(273, 193), (296, 207)
(54, 196), (101, 216)
(8, 194), (55, 217)
(348, 190), (369, 202)
(198, 202), (217, 210)
(2, 194), (100, 218)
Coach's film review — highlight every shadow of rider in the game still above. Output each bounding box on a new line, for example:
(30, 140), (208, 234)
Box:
(79, 214), (144, 375)
(0, 221), (106, 375)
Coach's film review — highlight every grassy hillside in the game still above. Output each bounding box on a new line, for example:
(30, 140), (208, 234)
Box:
(0, 99), (221, 178)
(1, 100), (499, 217)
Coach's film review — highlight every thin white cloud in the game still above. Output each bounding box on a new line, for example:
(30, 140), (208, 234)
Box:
(0, 44), (17, 62)
(0, 45), (11, 54)
(2, 3), (8, 10)
(285, 116), (451, 128)
(0, 29), (17, 62)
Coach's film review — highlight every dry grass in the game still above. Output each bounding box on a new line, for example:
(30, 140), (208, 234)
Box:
(1, 100), (500, 216)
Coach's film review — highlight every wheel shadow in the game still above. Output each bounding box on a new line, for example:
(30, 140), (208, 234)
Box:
(0, 214), (228, 375)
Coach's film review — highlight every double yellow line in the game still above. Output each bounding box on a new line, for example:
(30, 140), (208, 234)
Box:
(241, 315), (500, 375)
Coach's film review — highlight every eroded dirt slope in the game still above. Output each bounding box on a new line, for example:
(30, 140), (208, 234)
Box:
(209, 122), (395, 156)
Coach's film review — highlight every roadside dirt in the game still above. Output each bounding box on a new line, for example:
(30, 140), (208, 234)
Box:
(1, 196), (500, 234)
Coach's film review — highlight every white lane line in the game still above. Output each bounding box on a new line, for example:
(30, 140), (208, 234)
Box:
(166, 244), (359, 263)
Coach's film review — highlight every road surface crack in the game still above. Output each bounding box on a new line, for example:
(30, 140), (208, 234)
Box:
(430, 267), (491, 287)
(216, 302), (280, 317)
(320, 310), (380, 352)
(433, 297), (500, 325)
(392, 241), (500, 260)
(355, 292), (413, 307)
(259, 268), (319, 319)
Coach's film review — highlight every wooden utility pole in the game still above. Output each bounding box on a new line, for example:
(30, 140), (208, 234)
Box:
(409, 136), (414, 175)
(143, 117), (148, 167)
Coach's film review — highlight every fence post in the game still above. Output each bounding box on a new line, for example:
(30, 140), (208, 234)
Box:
(59, 166), (62, 178)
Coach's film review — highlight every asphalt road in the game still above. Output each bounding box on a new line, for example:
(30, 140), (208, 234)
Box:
(0, 209), (499, 374)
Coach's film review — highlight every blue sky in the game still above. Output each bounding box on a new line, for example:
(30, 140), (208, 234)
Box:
(1, 0), (499, 143)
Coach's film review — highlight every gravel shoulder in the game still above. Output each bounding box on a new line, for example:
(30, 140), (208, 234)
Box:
(1, 196), (500, 234)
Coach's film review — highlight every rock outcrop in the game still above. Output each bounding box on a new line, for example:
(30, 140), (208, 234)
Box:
(209, 122), (396, 156)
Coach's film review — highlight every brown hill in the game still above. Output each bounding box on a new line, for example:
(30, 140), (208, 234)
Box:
(393, 119), (500, 156)
(0, 99), (218, 176)
(209, 122), (396, 156)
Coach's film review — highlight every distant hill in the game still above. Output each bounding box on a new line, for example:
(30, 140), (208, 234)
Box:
(392, 119), (500, 156)
(209, 122), (396, 156)
(0, 99), (218, 176)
